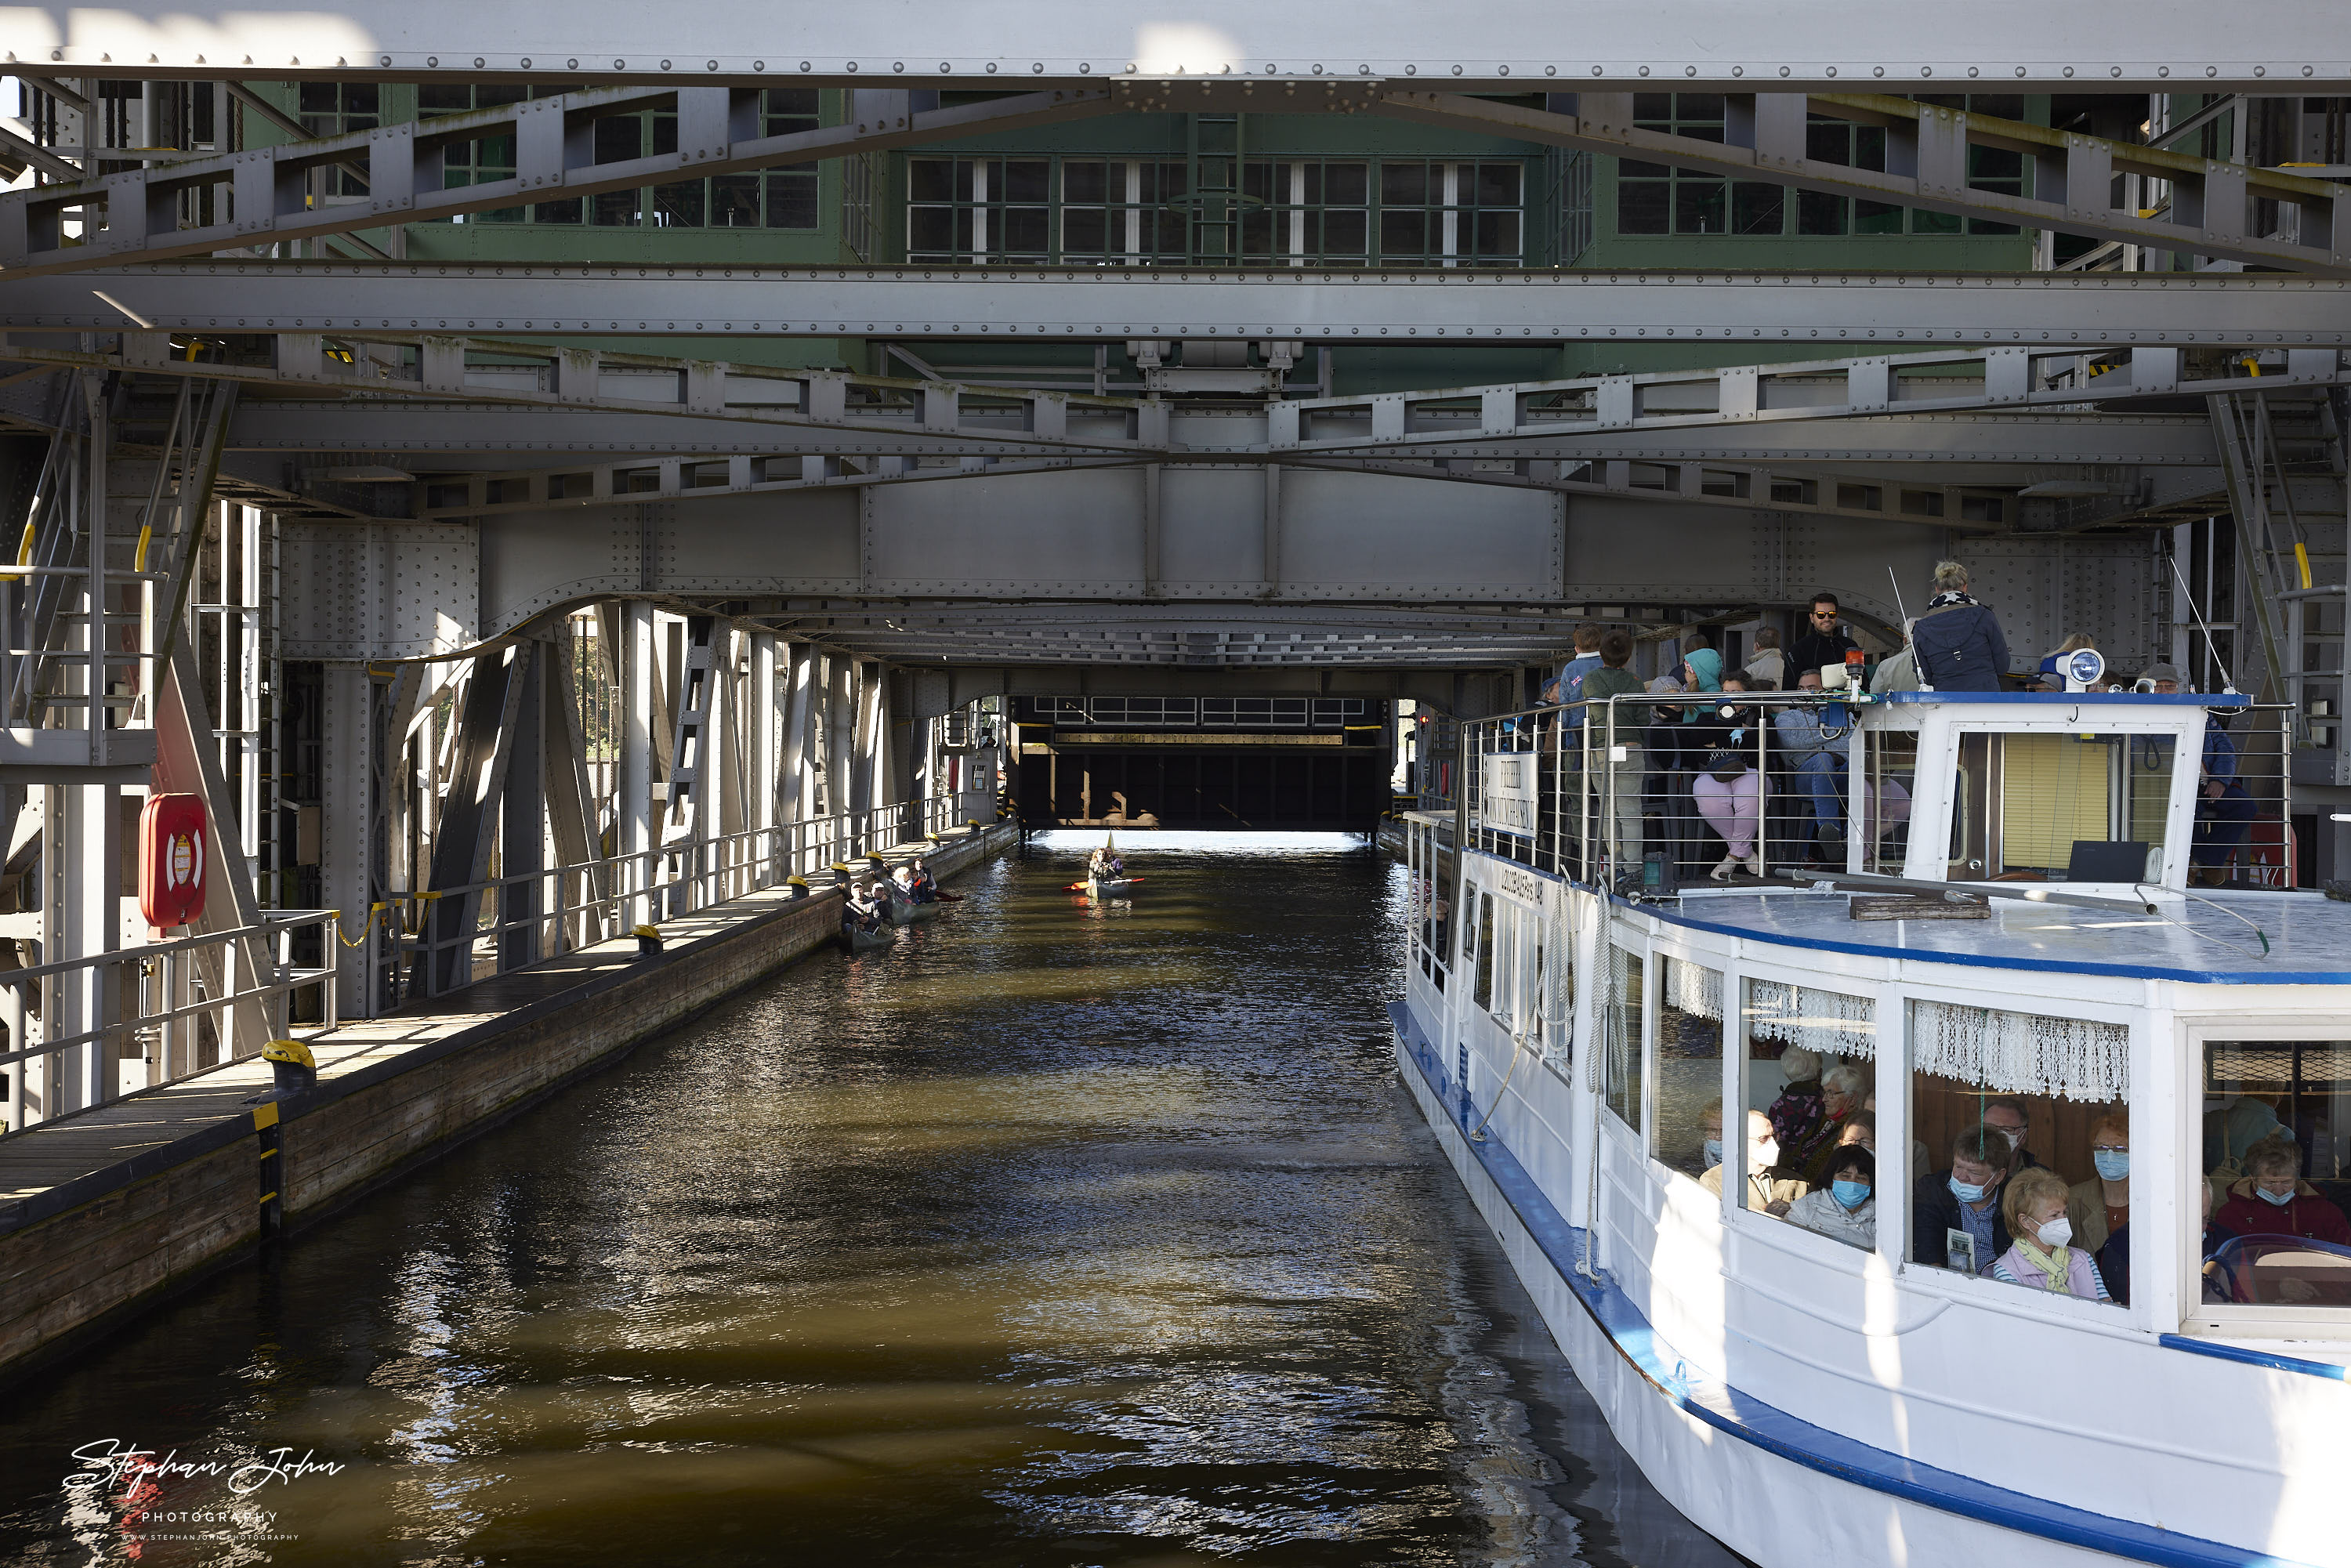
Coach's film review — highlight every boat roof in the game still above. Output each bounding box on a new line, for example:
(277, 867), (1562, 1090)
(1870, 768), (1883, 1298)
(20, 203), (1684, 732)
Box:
(1645, 888), (2351, 985)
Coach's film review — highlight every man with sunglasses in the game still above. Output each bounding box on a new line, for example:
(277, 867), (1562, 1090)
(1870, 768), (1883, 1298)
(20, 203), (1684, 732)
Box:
(1788, 592), (1862, 686)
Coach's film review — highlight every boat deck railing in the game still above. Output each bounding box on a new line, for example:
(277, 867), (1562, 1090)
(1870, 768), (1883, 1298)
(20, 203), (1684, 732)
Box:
(1454, 690), (2298, 893)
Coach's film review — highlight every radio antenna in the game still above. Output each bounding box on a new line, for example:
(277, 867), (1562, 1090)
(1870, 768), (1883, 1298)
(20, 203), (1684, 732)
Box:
(2165, 552), (2238, 694)
(1885, 566), (1911, 625)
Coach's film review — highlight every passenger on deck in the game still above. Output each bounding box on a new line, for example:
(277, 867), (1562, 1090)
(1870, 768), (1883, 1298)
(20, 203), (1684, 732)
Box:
(1543, 622), (1607, 713)
(1581, 631), (1650, 870)
(1871, 621), (1921, 694)
(2190, 711), (2259, 887)
(1743, 627), (1788, 690)
(1775, 669), (1853, 864)
(1993, 1166), (2113, 1302)
(1702, 1110), (1807, 1215)
(2215, 1135), (2351, 1245)
(1686, 672), (1770, 880)
(1795, 1063), (1871, 1186)
(1789, 1146), (1876, 1249)
(1978, 1098), (2045, 1172)
(1914, 1125), (2016, 1273)
(1789, 592), (1861, 685)
(1910, 560), (2010, 692)
(2066, 1113), (2132, 1255)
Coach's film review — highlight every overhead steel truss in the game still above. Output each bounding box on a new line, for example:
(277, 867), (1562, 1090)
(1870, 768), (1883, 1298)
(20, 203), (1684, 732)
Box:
(1376, 92), (2351, 276)
(16, 264), (2351, 346)
(0, 85), (1114, 277)
(0, 335), (2336, 465)
(8, 84), (2344, 277)
(3, 1), (2346, 92)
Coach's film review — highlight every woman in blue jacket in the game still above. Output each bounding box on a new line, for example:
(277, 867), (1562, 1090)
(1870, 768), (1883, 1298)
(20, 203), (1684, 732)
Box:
(1909, 561), (2010, 691)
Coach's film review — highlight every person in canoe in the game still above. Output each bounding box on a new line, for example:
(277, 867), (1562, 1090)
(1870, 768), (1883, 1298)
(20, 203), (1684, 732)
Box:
(911, 858), (959, 903)
(842, 880), (886, 936)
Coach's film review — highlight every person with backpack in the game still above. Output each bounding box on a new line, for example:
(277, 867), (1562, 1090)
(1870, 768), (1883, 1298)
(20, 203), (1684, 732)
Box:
(1909, 561), (2010, 692)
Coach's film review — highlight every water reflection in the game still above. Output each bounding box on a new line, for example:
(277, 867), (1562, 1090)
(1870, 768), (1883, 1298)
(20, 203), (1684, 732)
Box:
(0, 831), (1731, 1566)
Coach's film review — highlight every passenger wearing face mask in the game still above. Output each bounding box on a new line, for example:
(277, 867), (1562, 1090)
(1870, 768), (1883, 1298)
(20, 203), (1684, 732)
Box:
(2064, 1113), (2132, 1255)
(2099, 1176), (2237, 1309)
(1913, 1124), (2014, 1273)
(1701, 1110), (1807, 1216)
(1976, 1097), (2045, 1175)
(1992, 1167), (2113, 1301)
(1788, 1146), (1876, 1250)
(2214, 1135), (2351, 1245)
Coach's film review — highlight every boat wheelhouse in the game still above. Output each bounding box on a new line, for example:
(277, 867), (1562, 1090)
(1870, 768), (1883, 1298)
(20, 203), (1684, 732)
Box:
(1394, 686), (2350, 1568)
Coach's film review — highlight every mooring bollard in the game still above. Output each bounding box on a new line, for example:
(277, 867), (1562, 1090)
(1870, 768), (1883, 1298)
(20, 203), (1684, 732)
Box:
(634, 922), (664, 957)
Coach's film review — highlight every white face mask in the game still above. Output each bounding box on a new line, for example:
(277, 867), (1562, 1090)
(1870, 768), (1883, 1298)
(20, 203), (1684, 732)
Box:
(2035, 1216), (2073, 1249)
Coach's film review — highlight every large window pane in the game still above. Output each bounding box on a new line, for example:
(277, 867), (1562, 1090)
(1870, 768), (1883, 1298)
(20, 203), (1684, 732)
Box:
(1911, 1001), (2128, 1305)
(593, 188), (642, 226)
(2197, 1040), (2351, 1310)
(1618, 180), (1671, 234)
(651, 180), (705, 228)
(1674, 180), (1727, 234)
(1603, 943), (1644, 1134)
(711, 175), (760, 228)
(1654, 957), (1723, 1179)
(1732, 182), (1786, 235)
(766, 170), (819, 230)
(1379, 209), (1429, 256)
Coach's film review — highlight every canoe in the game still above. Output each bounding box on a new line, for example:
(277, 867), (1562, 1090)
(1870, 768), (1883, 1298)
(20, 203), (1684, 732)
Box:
(840, 922), (896, 952)
(1085, 876), (1136, 899)
(886, 890), (942, 925)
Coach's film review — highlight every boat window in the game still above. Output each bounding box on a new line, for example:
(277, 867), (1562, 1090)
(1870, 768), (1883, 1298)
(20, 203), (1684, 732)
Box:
(1738, 980), (1877, 1237)
(1944, 730), (2172, 882)
(1907, 1000), (2128, 1305)
(1542, 897), (1575, 1068)
(1490, 899), (1519, 1028)
(1603, 942), (1644, 1136)
(1860, 729), (1917, 877)
(1654, 957), (1723, 1182)
(2196, 1040), (2351, 1313)
(1462, 882), (1487, 1007)
(1408, 838), (1452, 989)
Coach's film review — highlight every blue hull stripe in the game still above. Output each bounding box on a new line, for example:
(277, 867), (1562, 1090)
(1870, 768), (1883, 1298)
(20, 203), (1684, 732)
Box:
(2157, 1334), (2348, 1382)
(1390, 1000), (2316, 1568)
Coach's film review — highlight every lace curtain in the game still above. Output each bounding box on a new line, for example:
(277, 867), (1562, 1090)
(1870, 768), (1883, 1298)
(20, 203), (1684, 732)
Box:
(1662, 956), (1723, 1021)
(1544, 895), (1575, 1058)
(1746, 980), (1877, 1060)
(1911, 1000), (2130, 1102)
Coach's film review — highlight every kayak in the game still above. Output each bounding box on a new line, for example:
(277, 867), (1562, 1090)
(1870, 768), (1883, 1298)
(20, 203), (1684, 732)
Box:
(841, 922), (895, 952)
(886, 890), (942, 925)
(1084, 876), (1136, 900)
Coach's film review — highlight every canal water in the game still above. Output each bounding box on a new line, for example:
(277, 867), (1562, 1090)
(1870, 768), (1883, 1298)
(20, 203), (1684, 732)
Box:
(0, 832), (1737, 1568)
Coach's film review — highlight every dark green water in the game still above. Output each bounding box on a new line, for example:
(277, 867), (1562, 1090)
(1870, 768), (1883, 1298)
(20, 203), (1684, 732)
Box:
(0, 833), (1733, 1567)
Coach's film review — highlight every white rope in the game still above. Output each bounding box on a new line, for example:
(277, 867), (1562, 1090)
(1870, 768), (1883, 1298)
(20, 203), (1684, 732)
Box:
(1746, 980), (1877, 1060)
(1911, 1000), (2129, 1102)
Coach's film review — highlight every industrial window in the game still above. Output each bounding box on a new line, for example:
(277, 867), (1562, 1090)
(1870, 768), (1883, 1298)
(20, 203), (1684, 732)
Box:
(907, 154), (1529, 266)
(447, 88), (821, 229)
(298, 81), (379, 197)
(1622, 93), (2031, 238)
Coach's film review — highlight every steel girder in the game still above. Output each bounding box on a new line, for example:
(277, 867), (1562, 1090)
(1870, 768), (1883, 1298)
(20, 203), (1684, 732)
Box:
(0, 86), (1118, 277)
(1374, 92), (2351, 276)
(10, 81), (2342, 277)
(3, 2), (2346, 92)
(15, 264), (2351, 346)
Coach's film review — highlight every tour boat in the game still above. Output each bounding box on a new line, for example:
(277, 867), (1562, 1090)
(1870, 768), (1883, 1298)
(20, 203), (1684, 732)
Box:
(1393, 687), (2351, 1568)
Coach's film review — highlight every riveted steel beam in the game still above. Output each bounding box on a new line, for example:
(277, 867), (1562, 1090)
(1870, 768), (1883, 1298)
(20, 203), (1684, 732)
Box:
(0, 86), (1118, 277)
(1374, 92), (2351, 275)
(16, 263), (2351, 346)
(3, 2), (2346, 91)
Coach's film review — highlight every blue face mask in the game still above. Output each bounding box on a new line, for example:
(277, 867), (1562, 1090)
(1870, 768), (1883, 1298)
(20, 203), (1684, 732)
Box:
(2092, 1150), (2130, 1182)
(1702, 1139), (1724, 1169)
(1831, 1179), (1871, 1211)
(2258, 1185), (2295, 1207)
(1950, 1175), (1991, 1205)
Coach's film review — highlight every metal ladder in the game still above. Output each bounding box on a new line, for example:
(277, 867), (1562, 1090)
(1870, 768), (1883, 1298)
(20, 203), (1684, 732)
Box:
(2210, 386), (2349, 780)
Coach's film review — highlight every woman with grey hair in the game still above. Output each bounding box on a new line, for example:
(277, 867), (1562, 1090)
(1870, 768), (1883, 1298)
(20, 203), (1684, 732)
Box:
(1910, 559), (2010, 691)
